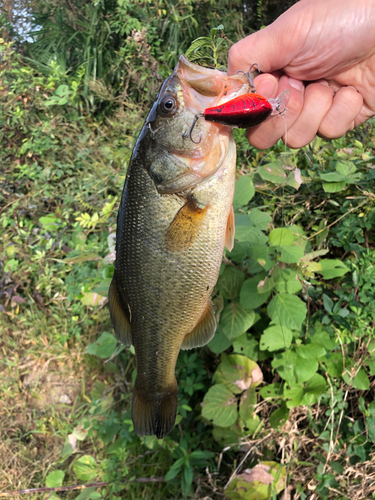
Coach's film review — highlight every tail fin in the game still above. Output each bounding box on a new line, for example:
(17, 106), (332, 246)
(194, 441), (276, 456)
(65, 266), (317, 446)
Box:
(132, 381), (178, 439)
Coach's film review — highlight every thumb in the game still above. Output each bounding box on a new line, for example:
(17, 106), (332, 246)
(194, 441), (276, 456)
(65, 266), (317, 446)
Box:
(227, 15), (303, 76)
(228, 27), (291, 76)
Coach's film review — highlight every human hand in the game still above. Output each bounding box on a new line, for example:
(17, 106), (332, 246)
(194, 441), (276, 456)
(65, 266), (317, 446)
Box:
(228, 0), (375, 149)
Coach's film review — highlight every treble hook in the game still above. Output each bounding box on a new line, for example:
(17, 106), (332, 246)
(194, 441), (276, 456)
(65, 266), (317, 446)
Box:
(182, 113), (204, 144)
(235, 63), (260, 93)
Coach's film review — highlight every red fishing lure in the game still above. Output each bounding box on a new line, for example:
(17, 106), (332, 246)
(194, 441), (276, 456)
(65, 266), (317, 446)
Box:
(183, 64), (290, 144)
(204, 89), (290, 129)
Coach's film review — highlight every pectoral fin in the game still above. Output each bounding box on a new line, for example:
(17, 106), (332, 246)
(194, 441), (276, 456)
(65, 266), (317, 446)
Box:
(181, 301), (216, 350)
(225, 206), (235, 251)
(108, 274), (132, 346)
(165, 198), (208, 253)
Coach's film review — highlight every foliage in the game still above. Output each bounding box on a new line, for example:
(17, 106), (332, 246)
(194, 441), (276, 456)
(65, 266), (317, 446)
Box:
(185, 25), (228, 69)
(2, 3), (375, 499)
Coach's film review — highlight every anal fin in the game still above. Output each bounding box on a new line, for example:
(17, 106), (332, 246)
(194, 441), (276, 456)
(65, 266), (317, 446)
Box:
(108, 274), (132, 346)
(181, 301), (217, 350)
(225, 205), (235, 252)
(165, 197), (208, 253)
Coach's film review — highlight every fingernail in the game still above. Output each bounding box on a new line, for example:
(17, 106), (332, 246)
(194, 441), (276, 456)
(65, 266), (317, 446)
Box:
(347, 85), (360, 93)
(256, 78), (278, 97)
(316, 79), (329, 87)
(288, 77), (304, 91)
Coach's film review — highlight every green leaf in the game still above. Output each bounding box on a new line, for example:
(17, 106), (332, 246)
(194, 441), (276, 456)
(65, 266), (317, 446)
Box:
(267, 293), (307, 331)
(270, 404), (289, 429)
(165, 457), (185, 481)
(318, 259), (350, 279)
(233, 175), (255, 210)
(185, 37), (213, 59)
(55, 84), (69, 96)
(227, 241), (249, 263)
(268, 228), (294, 246)
(260, 324), (293, 352)
(217, 266), (244, 299)
(344, 367), (370, 390)
(210, 24), (224, 38)
(39, 214), (62, 232)
(183, 465), (193, 489)
(215, 354), (263, 393)
(259, 383), (283, 400)
(321, 352), (343, 378)
(202, 384), (238, 427)
(259, 163), (287, 184)
(232, 333), (259, 361)
(336, 161), (356, 176)
(322, 181), (347, 193)
(190, 450), (215, 461)
(279, 245), (304, 263)
(294, 353), (318, 383)
(323, 294), (334, 313)
(75, 488), (97, 500)
(284, 383), (304, 408)
(85, 332), (118, 358)
(91, 278), (112, 298)
(273, 268), (302, 294)
(308, 327), (337, 350)
(235, 226), (268, 245)
(46, 470), (65, 488)
(319, 172), (346, 182)
(240, 277), (271, 309)
(366, 417), (375, 443)
(248, 245), (274, 272)
(272, 351), (297, 385)
(296, 344), (326, 359)
(301, 373), (327, 405)
(220, 302), (256, 340)
(73, 455), (98, 482)
(208, 329), (232, 354)
(248, 209), (271, 231)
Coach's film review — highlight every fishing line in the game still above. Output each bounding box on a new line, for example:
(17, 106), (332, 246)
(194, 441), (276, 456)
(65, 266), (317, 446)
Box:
(274, 103), (292, 398)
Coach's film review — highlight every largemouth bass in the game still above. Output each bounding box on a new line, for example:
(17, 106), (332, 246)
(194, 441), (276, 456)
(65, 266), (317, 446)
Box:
(109, 55), (250, 439)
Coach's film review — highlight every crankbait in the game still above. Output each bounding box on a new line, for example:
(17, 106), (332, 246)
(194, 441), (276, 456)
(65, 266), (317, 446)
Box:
(185, 63), (290, 144)
(204, 89), (290, 128)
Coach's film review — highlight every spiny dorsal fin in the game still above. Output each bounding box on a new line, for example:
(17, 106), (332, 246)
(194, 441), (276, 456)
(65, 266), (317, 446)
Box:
(165, 197), (208, 253)
(108, 274), (132, 346)
(181, 301), (216, 350)
(225, 205), (235, 251)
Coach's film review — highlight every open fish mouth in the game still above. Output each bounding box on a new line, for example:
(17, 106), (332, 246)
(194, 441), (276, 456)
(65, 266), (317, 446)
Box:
(176, 55), (251, 114)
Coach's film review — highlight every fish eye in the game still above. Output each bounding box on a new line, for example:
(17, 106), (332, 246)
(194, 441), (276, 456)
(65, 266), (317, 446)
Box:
(159, 95), (177, 115)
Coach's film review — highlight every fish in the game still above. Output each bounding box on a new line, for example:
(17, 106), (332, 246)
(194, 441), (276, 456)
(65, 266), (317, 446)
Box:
(108, 55), (251, 439)
(203, 89), (290, 128)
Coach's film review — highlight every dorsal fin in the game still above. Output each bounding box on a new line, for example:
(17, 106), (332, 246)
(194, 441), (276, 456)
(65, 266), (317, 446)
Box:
(225, 205), (235, 251)
(165, 197), (208, 253)
(181, 301), (216, 350)
(108, 274), (132, 346)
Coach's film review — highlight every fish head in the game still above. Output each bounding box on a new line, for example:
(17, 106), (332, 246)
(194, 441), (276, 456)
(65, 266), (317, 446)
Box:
(138, 56), (251, 194)
(145, 55), (250, 159)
